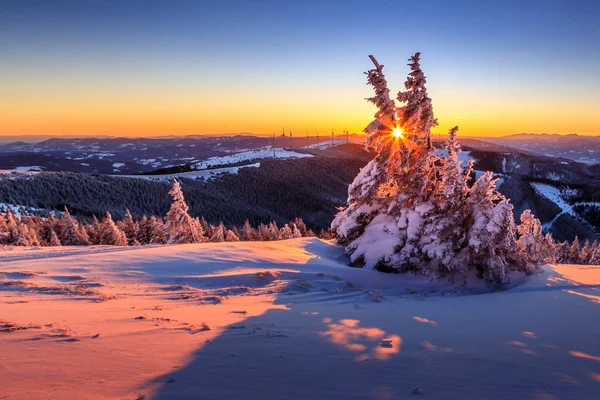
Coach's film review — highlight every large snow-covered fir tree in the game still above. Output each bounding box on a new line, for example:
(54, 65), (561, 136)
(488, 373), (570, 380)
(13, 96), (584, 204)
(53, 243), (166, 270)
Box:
(332, 53), (544, 282)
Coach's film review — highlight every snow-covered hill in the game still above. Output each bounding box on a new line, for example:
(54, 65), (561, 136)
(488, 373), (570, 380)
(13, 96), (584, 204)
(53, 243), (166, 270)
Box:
(303, 139), (349, 149)
(118, 163), (262, 182)
(193, 147), (313, 170)
(1, 238), (599, 399)
(482, 133), (600, 164)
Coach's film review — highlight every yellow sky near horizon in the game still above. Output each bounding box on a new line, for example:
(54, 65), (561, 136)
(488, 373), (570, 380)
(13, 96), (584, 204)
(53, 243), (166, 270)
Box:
(2, 91), (599, 138)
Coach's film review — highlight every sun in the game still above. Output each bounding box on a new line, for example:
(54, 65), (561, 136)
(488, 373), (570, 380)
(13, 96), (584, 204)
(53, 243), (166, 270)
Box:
(392, 127), (403, 138)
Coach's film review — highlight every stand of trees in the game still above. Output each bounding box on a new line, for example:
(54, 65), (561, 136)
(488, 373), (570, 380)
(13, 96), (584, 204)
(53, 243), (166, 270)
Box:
(0, 179), (316, 247)
(332, 53), (573, 282)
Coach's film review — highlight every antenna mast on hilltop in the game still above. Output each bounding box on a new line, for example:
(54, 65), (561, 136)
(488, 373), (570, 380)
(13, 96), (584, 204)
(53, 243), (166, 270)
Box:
(331, 129), (334, 145)
(316, 131), (319, 149)
(272, 132), (276, 157)
(289, 128), (292, 147)
(346, 129), (349, 143)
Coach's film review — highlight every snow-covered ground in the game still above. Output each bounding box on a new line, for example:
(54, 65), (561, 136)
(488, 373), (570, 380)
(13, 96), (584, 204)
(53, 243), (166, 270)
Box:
(303, 139), (349, 149)
(1, 238), (599, 399)
(0, 169), (42, 177)
(0, 202), (56, 217)
(193, 148), (312, 169)
(118, 163), (261, 182)
(13, 166), (43, 171)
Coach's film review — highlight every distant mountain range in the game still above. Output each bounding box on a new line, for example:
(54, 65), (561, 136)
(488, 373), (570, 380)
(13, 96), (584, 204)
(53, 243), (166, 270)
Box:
(0, 135), (363, 174)
(473, 133), (600, 164)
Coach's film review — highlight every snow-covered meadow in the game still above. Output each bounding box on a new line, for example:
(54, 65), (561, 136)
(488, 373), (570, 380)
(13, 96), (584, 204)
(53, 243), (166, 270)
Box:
(193, 148), (313, 169)
(1, 238), (599, 399)
(119, 147), (313, 182)
(118, 162), (262, 182)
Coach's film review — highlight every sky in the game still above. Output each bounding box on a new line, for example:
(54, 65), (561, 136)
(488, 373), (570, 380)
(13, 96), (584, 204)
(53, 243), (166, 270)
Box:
(1, 0), (599, 138)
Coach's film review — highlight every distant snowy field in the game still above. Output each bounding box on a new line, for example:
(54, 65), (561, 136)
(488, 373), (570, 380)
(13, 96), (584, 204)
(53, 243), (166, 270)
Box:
(118, 163), (261, 182)
(1, 239), (599, 399)
(119, 147), (313, 181)
(193, 147), (312, 169)
(303, 139), (348, 149)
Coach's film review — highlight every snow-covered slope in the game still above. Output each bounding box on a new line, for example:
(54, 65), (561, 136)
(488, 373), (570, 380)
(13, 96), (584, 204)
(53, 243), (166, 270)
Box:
(0, 202), (57, 217)
(532, 182), (600, 229)
(303, 139), (348, 149)
(193, 147), (312, 169)
(1, 239), (599, 399)
(118, 163), (261, 182)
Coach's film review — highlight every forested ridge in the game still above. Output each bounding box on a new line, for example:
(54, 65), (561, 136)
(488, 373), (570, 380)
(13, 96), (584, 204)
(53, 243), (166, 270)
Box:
(0, 146), (373, 231)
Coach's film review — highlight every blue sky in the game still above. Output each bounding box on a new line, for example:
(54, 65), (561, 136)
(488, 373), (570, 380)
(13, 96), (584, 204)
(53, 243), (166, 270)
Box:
(1, 0), (599, 136)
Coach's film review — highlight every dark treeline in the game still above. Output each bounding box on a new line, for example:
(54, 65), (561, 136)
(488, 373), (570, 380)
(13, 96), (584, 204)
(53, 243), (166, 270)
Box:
(0, 149), (372, 232)
(0, 179), (323, 247)
(1, 174), (599, 267)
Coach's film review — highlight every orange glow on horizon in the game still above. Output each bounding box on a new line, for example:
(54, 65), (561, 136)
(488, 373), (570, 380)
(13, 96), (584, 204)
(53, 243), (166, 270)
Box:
(1, 88), (599, 138)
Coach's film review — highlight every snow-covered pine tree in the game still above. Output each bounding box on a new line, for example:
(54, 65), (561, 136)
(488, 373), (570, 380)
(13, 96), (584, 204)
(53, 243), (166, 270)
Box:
(225, 229), (239, 242)
(579, 239), (593, 264)
(199, 217), (210, 237)
(257, 223), (270, 241)
(332, 53), (440, 265)
(37, 214), (58, 245)
(590, 242), (600, 265)
(465, 172), (525, 281)
(280, 224), (293, 240)
(332, 53), (541, 282)
(163, 180), (204, 244)
(0, 214), (8, 244)
(542, 233), (557, 264)
(48, 228), (62, 247)
(292, 218), (308, 237)
(569, 237), (581, 263)
(242, 220), (257, 241)
(4, 211), (40, 246)
(517, 210), (555, 265)
(331, 57), (400, 247)
(24, 216), (43, 241)
(268, 221), (281, 241)
(291, 224), (302, 239)
(99, 212), (128, 246)
(58, 207), (89, 246)
(135, 215), (153, 245)
(419, 126), (470, 274)
(4, 210), (24, 245)
(319, 229), (336, 240)
(117, 209), (139, 245)
(555, 240), (571, 263)
(21, 220), (41, 247)
(209, 224), (225, 242)
(232, 226), (241, 241)
(150, 216), (166, 244)
(86, 215), (102, 245)
(397, 52), (438, 150)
